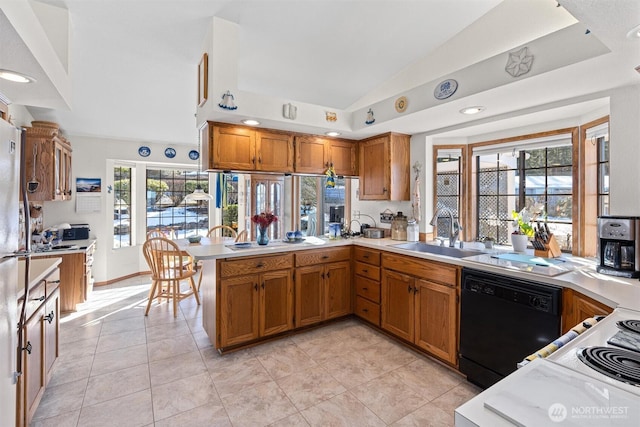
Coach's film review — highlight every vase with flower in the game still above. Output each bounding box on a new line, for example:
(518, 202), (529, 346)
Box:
(511, 208), (535, 252)
(251, 212), (278, 245)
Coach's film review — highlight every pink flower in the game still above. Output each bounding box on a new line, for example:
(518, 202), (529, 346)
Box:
(251, 212), (278, 229)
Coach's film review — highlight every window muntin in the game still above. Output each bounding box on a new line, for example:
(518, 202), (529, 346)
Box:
(597, 134), (610, 216)
(145, 168), (209, 238)
(434, 155), (462, 240)
(113, 166), (132, 248)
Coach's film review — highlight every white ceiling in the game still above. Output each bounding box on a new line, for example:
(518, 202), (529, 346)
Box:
(0, 0), (639, 145)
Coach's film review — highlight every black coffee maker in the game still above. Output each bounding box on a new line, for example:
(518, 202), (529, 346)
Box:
(597, 216), (640, 278)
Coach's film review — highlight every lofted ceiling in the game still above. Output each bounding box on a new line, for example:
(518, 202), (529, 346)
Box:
(0, 0), (639, 145)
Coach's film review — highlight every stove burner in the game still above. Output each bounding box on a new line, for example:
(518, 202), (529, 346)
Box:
(578, 346), (640, 387)
(617, 320), (640, 335)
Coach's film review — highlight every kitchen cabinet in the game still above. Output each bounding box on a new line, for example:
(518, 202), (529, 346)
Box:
(381, 253), (459, 365)
(358, 132), (410, 200)
(294, 135), (357, 176)
(37, 242), (96, 312)
(561, 288), (613, 334)
(203, 122), (294, 172)
(17, 267), (60, 427)
(353, 247), (381, 326)
(295, 247), (351, 327)
(24, 121), (72, 202)
(216, 253), (294, 349)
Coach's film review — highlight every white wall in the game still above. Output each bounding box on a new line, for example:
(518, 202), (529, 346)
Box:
(42, 135), (200, 283)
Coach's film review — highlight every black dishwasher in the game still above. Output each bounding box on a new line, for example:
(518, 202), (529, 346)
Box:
(459, 268), (562, 389)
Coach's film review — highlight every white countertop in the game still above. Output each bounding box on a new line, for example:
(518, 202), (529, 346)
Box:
(31, 239), (97, 257)
(16, 257), (62, 299)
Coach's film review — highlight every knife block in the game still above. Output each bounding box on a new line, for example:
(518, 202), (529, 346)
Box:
(534, 234), (562, 258)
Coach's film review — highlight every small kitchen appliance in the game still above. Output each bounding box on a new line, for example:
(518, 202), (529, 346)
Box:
(597, 216), (640, 278)
(62, 223), (90, 240)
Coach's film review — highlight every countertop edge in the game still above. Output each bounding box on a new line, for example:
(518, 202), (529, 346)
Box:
(17, 257), (62, 299)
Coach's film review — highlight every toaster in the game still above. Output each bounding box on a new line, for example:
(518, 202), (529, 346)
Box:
(62, 224), (90, 240)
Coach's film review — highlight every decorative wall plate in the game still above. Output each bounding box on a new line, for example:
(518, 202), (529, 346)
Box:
(395, 96), (408, 113)
(188, 150), (199, 160)
(138, 146), (151, 157)
(434, 79), (458, 100)
(164, 147), (176, 159)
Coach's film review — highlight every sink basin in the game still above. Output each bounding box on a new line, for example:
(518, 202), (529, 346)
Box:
(391, 242), (481, 258)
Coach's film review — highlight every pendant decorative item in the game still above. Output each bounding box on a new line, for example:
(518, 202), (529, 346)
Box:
(257, 227), (269, 245)
(218, 90), (238, 110)
(365, 108), (375, 125)
(325, 164), (336, 188)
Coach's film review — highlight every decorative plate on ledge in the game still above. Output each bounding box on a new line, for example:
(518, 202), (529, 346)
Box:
(164, 147), (176, 159)
(138, 146), (151, 157)
(188, 150), (199, 160)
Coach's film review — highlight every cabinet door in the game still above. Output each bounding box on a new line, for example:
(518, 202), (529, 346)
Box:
(561, 288), (613, 333)
(212, 125), (256, 170)
(295, 265), (324, 327)
(414, 279), (458, 365)
(295, 136), (329, 174)
(44, 289), (60, 383)
(62, 147), (72, 199)
(219, 275), (260, 348)
(260, 270), (293, 337)
(54, 142), (62, 199)
(325, 261), (351, 319)
(381, 269), (414, 341)
(359, 136), (390, 200)
(256, 131), (293, 173)
(329, 139), (356, 176)
(23, 305), (45, 425)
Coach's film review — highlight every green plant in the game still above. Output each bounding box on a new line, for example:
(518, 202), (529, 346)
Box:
(511, 209), (535, 237)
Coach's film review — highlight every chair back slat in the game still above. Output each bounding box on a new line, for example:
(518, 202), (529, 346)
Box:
(143, 237), (192, 280)
(207, 225), (238, 238)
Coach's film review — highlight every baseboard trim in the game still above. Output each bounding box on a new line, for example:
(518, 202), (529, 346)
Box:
(94, 271), (150, 287)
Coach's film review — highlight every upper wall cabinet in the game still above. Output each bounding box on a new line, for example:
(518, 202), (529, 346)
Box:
(294, 136), (357, 176)
(203, 122), (294, 173)
(25, 122), (72, 202)
(359, 132), (410, 201)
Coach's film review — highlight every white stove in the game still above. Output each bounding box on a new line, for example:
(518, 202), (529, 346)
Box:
(548, 307), (640, 396)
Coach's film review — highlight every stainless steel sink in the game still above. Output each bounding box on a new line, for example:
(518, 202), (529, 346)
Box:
(391, 242), (481, 258)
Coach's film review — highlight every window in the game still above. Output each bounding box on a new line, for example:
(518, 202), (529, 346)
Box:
(473, 132), (575, 250)
(299, 176), (347, 236)
(596, 128), (610, 216)
(434, 149), (463, 240)
(113, 166), (132, 248)
(145, 168), (209, 238)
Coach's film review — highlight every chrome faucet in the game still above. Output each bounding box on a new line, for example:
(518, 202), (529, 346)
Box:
(429, 207), (463, 248)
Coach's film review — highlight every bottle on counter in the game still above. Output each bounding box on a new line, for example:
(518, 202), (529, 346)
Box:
(407, 219), (419, 242)
(391, 212), (408, 241)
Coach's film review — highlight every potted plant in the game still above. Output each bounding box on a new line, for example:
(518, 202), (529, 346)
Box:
(511, 208), (535, 252)
(251, 212), (278, 245)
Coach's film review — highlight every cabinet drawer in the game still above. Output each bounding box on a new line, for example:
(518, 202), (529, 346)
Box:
(354, 261), (380, 281)
(219, 254), (294, 278)
(295, 247), (351, 267)
(23, 280), (46, 320)
(45, 268), (60, 296)
(354, 247), (380, 265)
(355, 275), (380, 303)
(382, 253), (458, 286)
(355, 296), (380, 326)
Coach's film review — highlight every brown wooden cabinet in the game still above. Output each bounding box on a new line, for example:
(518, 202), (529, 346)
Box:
(381, 253), (459, 365)
(24, 122), (72, 202)
(294, 135), (357, 176)
(561, 288), (613, 334)
(295, 247), (351, 327)
(354, 247), (381, 326)
(17, 268), (60, 427)
(37, 242), (96, 312)
(202, 122), (294, 172)
(359, 132), (410, 200)
(216, 253), (294, 349)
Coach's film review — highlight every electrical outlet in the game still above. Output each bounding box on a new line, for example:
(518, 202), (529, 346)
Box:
(353, 210), (360, 218)
(380, 212), (394, 223)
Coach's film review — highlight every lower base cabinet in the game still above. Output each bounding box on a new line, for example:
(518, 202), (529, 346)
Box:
(381, 253), (459, 366)
(562, 288), (614, 333)
(17, 273), (60, 427)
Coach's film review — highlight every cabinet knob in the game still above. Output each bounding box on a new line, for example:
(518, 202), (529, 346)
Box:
(32, 295), (45, 302)
(44, 311), (55, 324)
(408, 285), (412, 293)
(383, 187), (388, 193)
(362, 308), (369, 313)
(22, 341), (32, 355)
(362, 287), (368, 291)
(362, 269), (368, 273)
(254, 284), (258, 291)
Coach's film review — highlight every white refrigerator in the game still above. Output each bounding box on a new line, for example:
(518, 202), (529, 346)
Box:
(0, 119), (24, 427)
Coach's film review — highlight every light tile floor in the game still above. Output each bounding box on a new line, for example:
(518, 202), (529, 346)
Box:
(32, 276), (481, 426)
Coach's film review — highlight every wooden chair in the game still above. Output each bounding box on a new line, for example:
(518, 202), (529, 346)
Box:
(206, 225), (238, 239)
(143, 237), (200, 317)
(235, 229), (248, 242)
(146, 228), (195, 270)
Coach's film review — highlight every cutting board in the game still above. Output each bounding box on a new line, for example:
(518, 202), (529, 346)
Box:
(493, 253), (565, 267)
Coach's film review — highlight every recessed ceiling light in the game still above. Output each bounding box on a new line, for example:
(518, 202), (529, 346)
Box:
(0, 69), (36, 83)
(241, 119), (260, 126)
(325, 131), (341, 137)
(460, 106), (485, 115)
(627, 24), (640, 39)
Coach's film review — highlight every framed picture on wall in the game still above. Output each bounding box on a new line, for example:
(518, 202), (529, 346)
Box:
(198, 53), (208, 107)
